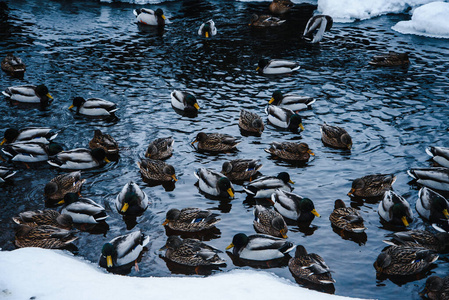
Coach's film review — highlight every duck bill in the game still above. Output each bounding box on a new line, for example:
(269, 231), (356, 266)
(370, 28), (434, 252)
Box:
(311, 209), (320, 218)
(104, 157), (111, 163)
(171, 174), (178, 182)
(205, 32), (209, 38)
(161, 15), (166, 20)
(299, 123), (305, 131)
(106, 255), (113, 268)
(225, 243), (234, 250)
(120, 203), (129, 213)
(227, 188), (234, 198)
(347, 143), (352, 150)
(268, 97), (275, 104)
(57, 199), (65, 205)
(162, 219), (169, 226)
(288, 179), (294, 184)
(0, 139), (6, 146)
(308, 150), (315, 156)
(280, 229), (288, 239)
(194, 103), (200, 110)
(347, 188), (355, 196)
(159, 245), (167, 251)
(256, 66), (260, 71)
(401, 216), (409, 227)
(145, 153), (150, 158)
(443, 209), (449, 219)
(68, 105), (74, 110)
(46, 93), (53, 100)
(191, 139), (198, 145)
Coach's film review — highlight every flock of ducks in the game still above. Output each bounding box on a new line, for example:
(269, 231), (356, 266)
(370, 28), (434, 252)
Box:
(0, 0), (447, 298)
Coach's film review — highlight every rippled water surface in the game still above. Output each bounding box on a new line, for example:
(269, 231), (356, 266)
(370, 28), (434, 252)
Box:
(1, 1), (449, 299)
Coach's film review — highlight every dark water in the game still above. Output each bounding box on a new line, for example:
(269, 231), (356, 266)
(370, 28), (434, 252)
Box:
(1, 0), (449, 299)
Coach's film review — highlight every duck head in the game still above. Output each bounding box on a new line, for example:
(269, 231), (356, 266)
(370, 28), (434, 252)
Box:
(91, 148), (110, 164)
(217, 177), (234, 198)
(35, 84), (53, 106)
(163, 208), (181, 225)
(272, 216), (288, 238)
(392, 203), (412, 226)
(288, 114), (304, 132)
(269, 90), (283, 105)
(69, 97), (86, 113)
(277, 172), (294, 184)
(101, 243), (117, 268)
(1, 128), (19, 145)
(163, 164), (177, 181)
(226, 233), (248, 255)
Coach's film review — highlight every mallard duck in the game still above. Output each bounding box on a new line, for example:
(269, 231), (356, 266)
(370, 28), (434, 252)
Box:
(2, 141), (63, 163)
(329, 199), (366, 233)
(269, 0), (294, 14)
(99, 230), (149, 270)
(44, 171), (85, 202)
(369, 51), (410, 67)
(226, 233), (294, 261)
(89, 130), (118, 155)
(2, 84), (53, 106)
(47, 148), (110, 170)
(423, 275), (449, 300)
(378, 190), (413, 227)
(194, 168), (234, 199)
(161, 235), (225, 267)
(170, 90), (200, 114)
(302, 15), (333, 43)
(249, 14), (286, 27)
(133, 8), (167, 26)
(320, 122), (352, 150)
(12, 209), (73, 230)
(288, 245), (335, 284)
(221, 159), (262, 181)
(253, 205), (288, 238)
(272, 189), (320, 223)
(426, 146), (449, 168)
(191, 132), (240, 152)
(1, 53), (26, 76)
(163, 207), (220, 232)
(68, 97), (117, 117)
(269, 90), (316, 112)
(408, 167), (449, 192)
(266, 105), (304, 133)
(14, 224), (77, 249)
(1, 127), (58, 145)
(348, 174), (396, 198)
(145, 136), (174, 160)
(137, 158), (177, 182)
(374, 245), (438, 276)
(416, 187), (449, 224)
(264, 141), (314, 162)
(198, 19), (217, 38)
(243, 172), (293, 199)
(239, 109), (264, 135)
(61, 193), (108, 224)
(115, 181), (149, 216)
(0, 166), (16, 183)
(383, 230), (449, 252)
(256, 59), (300, 74)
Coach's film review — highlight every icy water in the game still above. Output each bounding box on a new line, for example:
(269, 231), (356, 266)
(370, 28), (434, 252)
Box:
(1, 0), (449, 299)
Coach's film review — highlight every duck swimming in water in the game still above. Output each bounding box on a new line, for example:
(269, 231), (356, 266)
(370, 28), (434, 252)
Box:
(133, 8), (167, 27)
(198, 20), (217, 38)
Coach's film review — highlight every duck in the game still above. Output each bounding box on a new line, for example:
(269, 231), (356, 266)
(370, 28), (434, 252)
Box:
(329, 199), (366, 233)
(423, 275), (449, 300)
(2, 141), (63, 163)
(60, 193), (108, 224)
(133, 8), (167, 27)
(1, 127), (58, 145)
(137, 158), (177, 182)
(198, 19), (217, 38)
(408, 167), (449, 192)
(145, 136), (174, 160)
(348, 174), (396, 198)
(2, 84), (53, 106)
(416, 187), (449, 224)
(369, 51), (410, 67)
(426, 146), (449, 168)
(239, 109), (264, 135)
(269, 90), (316, 112)
(12, 209), (73, 230)
(266, 105), (304, 132)
(302, 15), (333, 43)
(14, 224), (77, 249)
(249, 14), (286, 27)
(115, 181), (149, 216)
(373, 245), (438, 276)
(269, 0), (294, 14)
(383, 230), (449, 253)
(244, 172), (293, 199)
(47, 148), (110, 170)
(99, 230), (149, 270)
(44, 171), (86, 202)
(320, 122), (352, 150)
(272, 189), (320, 223)
(191, 132), (240, 152)
(288, 245), (335, 285)
(0, 166), (16, 183)
(170, 90), (200, 114)
(68, 97), (117, 117)
(253, 205), (288, 238)
(226, 233), (295, 261)
(194, 168), (234, 199)
(221, 159), (262, 181)
(89, 130), (119, 156)
(256, 59), (300, 75)
(378, 190), (413, 227)
(264, 141), (314, 162)
(161, 235), (226, 267)
(1, 53), (26, 76)
(163, 207), (220, 232)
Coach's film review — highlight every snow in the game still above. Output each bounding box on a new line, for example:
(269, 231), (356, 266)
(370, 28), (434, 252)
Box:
(392, 2), (449, 38)
(0, 248), (365, 300)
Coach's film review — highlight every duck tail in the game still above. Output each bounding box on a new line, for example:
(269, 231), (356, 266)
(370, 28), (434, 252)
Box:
(93, 211), (108, 222)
